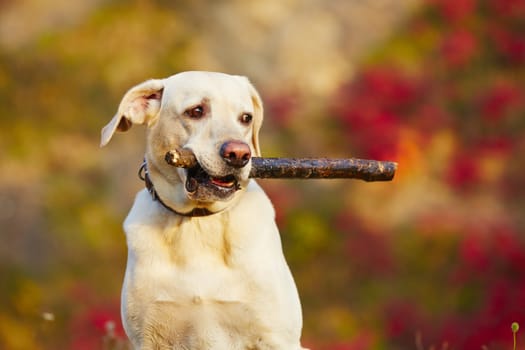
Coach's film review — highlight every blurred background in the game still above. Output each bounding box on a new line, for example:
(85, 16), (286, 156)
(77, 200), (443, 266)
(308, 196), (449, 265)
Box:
(1, 0), (525, 349)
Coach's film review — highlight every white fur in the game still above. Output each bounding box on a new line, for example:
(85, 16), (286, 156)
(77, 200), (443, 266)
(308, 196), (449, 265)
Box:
(102, 71), (306, 349)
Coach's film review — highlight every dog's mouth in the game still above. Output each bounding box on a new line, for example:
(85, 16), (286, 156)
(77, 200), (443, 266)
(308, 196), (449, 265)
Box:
(185, 163), (240, 201)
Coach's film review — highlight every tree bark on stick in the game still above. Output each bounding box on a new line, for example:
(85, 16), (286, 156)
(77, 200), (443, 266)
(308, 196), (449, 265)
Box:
(165, 149), (397, 182)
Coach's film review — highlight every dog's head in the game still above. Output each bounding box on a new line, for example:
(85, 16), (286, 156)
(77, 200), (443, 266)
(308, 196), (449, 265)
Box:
(101, 71), (263, 214)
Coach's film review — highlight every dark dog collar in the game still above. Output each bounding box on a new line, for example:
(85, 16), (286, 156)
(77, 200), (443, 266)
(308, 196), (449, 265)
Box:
(138, 160), (220, 217)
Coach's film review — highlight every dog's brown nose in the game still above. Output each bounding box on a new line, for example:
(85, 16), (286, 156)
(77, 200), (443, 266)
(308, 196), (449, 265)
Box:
(220, 141), (251, 168)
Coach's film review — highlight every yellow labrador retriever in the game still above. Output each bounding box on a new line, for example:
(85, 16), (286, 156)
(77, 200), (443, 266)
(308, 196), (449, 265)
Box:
(101, 71), (306, 349)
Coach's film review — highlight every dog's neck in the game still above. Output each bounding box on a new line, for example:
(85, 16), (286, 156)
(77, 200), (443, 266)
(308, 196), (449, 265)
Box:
(138, 160), (222, 217)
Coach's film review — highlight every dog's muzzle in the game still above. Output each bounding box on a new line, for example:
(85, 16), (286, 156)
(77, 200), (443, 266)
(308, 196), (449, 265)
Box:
(184, 141), (251, 202)
(185, 163), (240, 199)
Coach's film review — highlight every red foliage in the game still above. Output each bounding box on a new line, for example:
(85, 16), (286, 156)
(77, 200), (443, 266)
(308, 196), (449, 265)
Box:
(458, 231), (490, 271)
(336, 213), (395, 276)
(488, 0), (525, 19)
(328, 0), (525, 348)
(384, 301), (423, 339)
(445, 150), (480, 191)
(456, 222), (525, 277)
(441, 29), (478, 68)
(263, 92), (299, 128)
(476, 136), (513, 155)
(360, 69), (421, 110)
(413, 104), (451, 139)
(443, 222), (525, 349)
(429, 0), (477, 23)
(455, 279), (525, 350)
(333, 68), (425, 159)
(492, 226), (525, 271)
(344, 229), (395, 276)
(490, 27), (525, 65)
(263, 183), (301, 227)
(69, 302), (126, 350)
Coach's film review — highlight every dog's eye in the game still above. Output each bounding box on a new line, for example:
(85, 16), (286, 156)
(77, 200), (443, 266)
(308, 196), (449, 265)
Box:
(185, 106), (205, 119)
(240, 113), (253, 125)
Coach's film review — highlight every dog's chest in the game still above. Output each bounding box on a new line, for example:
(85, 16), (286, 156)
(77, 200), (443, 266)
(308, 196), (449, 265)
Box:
(128, 215), (254, 300)
(123, 214), (279, 348)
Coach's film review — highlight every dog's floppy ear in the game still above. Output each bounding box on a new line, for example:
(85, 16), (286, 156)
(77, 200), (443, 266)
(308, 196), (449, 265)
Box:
(100, 79), (164, 147)
(242, 77), (264, 157)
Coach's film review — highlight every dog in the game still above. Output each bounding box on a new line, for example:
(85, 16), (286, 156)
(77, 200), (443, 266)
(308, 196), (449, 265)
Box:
(101, 71), (306, 349)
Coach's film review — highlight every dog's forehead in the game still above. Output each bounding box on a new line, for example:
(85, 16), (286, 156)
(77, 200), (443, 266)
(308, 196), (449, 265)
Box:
(163, 72), (253, 111)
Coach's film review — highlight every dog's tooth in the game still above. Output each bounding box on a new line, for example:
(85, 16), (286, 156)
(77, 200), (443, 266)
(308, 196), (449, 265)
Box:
(185, 177), (199, 193)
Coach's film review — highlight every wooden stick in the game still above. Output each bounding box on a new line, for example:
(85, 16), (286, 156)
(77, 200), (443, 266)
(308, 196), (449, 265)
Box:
(165, 149), (397, 182)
